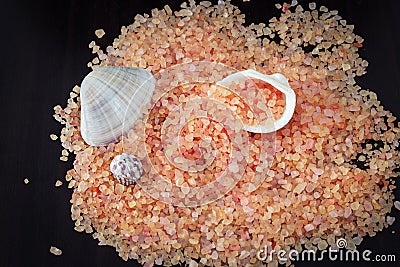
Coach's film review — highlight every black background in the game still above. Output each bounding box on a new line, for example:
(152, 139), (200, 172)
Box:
(1, 0), (399, 266)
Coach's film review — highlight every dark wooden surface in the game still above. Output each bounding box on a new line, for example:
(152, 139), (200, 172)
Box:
(1, 0), (399, 266)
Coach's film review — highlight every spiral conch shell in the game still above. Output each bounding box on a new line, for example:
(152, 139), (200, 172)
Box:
(80, 66), (156, 146)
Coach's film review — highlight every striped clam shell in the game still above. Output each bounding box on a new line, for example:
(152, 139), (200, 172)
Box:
(80, 66), (156, 146)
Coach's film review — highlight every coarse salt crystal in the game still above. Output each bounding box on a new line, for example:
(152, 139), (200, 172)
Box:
(89, 41), (96, 49)
(364, 201), (373, 211)
(128, 200), (136, 208)
(95, 29), (105, 38)
(50, 246), (62, 256)
(344, 207), (352, 218)
(328, 81), (338, 90)
(328, 65), (337, 71)
(311, 166), (324, 176)
(342, 64), (351, 71)
(324, 109), (334, 117)
(304, 224), (315, 232)
(293, 183), (306, 194)
(386, 216), (395, 225)
(348, 105), (360, 111)
(304, 57), (312, 65)
(188, 259), (199, 267)
(352, 236), (363, 246)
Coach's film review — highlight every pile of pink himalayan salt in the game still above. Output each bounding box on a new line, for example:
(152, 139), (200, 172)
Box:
(52, 1), (400, 266)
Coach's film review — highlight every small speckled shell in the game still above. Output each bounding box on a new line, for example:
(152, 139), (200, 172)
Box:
(80, 66), (156, 146)
(110, 153), (143, 185)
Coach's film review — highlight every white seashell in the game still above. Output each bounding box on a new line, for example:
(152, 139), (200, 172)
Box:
(216, 70), (296, 133)
(110, 153), (143, 185)
(80, 66), (156, 146)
